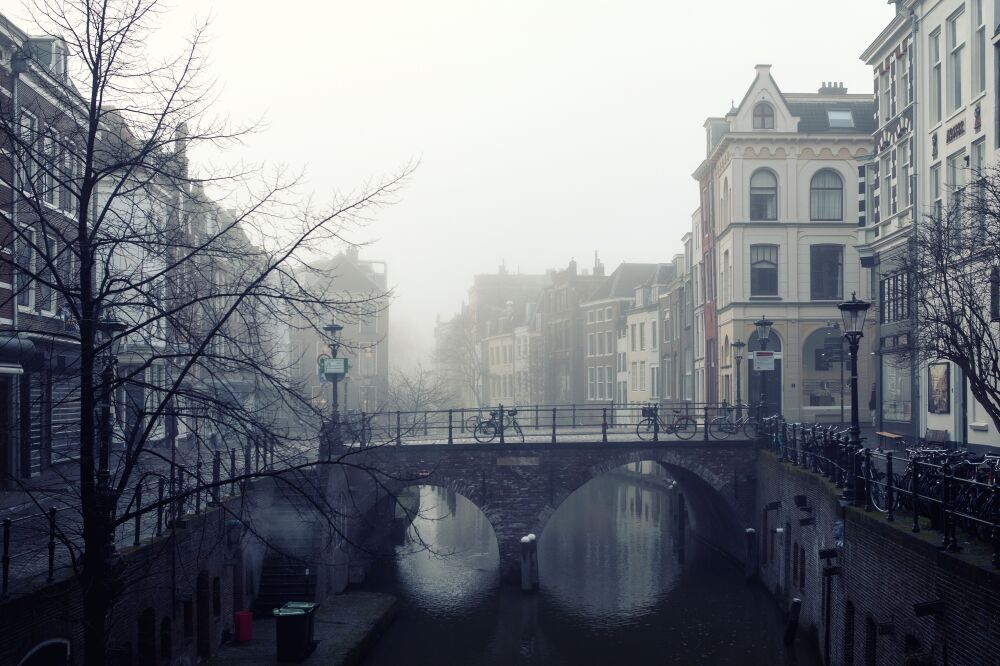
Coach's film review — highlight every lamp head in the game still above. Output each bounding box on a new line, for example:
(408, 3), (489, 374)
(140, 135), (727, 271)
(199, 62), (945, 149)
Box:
(838, 292), (871, 335)
(754, 315), (773, 344)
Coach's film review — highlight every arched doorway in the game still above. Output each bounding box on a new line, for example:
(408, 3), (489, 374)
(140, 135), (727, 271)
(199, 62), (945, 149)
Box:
(747, 330), (782, 417)
(801, 327), (845, 423)
(18, 639), (70, 666)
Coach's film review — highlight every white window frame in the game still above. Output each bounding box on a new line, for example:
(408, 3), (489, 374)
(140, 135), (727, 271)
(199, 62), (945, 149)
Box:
(37, 235), (57, 316)
(898, 141), (910, 211)
(947, 9), (966, 113)
(16, 228), (36, 311)
(972, 0), (986, 95)
(930, 29), (943, 124)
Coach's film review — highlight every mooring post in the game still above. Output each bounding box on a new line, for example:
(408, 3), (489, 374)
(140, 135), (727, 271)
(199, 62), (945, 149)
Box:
(602, 408), (608, 443)
(744, 528), (757, 581)
(783, 597), (802, 646)
(448, 410), (454, 444)
(520, 536), (533, 592)
(551, 408), (557, 443)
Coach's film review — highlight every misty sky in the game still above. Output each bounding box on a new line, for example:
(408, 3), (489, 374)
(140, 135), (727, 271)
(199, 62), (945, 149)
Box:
(16, 0), (896, 370)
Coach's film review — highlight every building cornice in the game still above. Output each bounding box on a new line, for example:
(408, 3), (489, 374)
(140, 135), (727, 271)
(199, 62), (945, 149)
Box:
(860, 11), (912, 64)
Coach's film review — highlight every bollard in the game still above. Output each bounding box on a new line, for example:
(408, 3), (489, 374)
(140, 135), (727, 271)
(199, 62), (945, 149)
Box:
(653, 405), (659, 442)
(499, 404), (505, 445)
(783, 597), (802, 646)
(572, 405), (576, 428)
(396, 412), (402, 446)
(744, 528), (758, 581)
(47, 507), (56, 582)
(448, 410), (454, 444)
(2, 518), (10, 598)
(520, 536), (533, 592)
(527, 533), (539, 589)
(703, 406), (709, 442)
(602, 409), (608, 443)
(886, 452), (895, 522)
(134, 483), (142, 546)
(551, 408), (557, 444)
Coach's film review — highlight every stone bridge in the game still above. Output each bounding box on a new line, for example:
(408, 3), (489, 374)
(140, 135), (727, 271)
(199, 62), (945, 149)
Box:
(342, 438), (760, 582)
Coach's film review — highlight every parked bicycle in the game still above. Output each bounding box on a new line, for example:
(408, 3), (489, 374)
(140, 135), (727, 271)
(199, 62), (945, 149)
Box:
(708, 403), (760, 440)
(342, 411), (373, 446)
(636, 405), (697, 440)
(473, 408), (525, 443)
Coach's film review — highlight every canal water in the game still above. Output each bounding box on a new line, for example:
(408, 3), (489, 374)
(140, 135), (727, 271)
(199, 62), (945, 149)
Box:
(361, 464), (820, 665)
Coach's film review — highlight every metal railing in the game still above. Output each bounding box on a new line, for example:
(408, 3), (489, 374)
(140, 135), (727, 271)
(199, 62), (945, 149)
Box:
(334, 402), (752, 446)
(761, 418), (1000, 568)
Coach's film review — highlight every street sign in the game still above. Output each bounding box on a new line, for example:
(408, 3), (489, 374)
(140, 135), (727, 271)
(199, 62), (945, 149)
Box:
(320, 357), (348, 375)
(753, 351), (775, 371)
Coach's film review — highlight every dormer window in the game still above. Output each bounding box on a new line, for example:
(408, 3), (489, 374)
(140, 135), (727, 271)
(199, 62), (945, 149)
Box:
(752, 102), (775, 129)
(827, 110), (854, 128)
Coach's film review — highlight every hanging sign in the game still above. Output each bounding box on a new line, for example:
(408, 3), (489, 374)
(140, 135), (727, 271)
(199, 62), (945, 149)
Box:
(320, 357), (348, 375)
(753, 351), (775, 371)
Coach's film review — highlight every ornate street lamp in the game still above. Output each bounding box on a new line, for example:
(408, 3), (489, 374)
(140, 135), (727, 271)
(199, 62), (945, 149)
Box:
(732, 338), (746, 422)
(753, 315), (773, 421)
(323, 320), (345, 454)
(838, 293), (870, 506)
(95, 312), (126, 577)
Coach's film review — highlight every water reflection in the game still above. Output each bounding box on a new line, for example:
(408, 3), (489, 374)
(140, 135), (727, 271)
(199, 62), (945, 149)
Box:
(362, 465), (819, 666)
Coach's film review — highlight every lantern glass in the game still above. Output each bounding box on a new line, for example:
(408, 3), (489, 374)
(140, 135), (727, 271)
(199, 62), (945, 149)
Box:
(838, 293), (871, 334)
(754, 316), (773, 344)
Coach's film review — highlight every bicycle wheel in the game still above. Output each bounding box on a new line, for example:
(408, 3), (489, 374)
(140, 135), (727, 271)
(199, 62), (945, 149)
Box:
(474, 420), (496, 443)
(511, 421), (525, 442)
(867, 469), (887, 512)
(673, 416), (697, 440)
(742, 420), (758, 439)
(464, 415), (481, 432)
(709, 417), (733, 440)
(636, 417), (656, 441)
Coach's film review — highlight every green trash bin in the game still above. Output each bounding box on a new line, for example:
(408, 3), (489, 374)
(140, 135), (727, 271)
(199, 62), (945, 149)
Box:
(282, 602), (320, 648)
(272, 607), (309, 662)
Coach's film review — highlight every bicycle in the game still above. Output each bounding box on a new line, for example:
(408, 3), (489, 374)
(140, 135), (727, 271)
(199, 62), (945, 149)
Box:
(636, 405), (696, 441)
(473, 409), (525, 443)
(342, 411), (373, 446)
(708, 404), (760, 440)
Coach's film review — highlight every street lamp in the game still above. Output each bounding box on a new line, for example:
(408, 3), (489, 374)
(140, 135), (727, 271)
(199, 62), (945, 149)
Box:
(838, 292), (870, 506)
(323, 320), (345, 455)
(754, 315), (773, 421)
(732, 338), (746, 422)
(95, 312), (126, 576)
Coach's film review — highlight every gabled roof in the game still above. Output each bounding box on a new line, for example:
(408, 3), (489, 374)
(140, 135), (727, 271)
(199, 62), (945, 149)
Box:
(584, 263), (670, 302)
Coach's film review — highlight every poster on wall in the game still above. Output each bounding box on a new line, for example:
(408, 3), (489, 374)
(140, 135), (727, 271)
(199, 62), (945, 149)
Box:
(928, 363), (951, 414)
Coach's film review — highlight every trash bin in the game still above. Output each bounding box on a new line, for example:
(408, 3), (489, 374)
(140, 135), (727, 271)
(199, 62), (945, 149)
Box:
(234, 610), (253, 643)
(272, 607), (309, 662)
(282, 602), (320, 648)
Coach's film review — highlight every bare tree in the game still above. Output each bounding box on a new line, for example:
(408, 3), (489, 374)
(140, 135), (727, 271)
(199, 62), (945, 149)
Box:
(386, 363), (451, 413)
(433, 308), (484, 406)
(0, 2), (412, 663)
(903, 163), (1000, 433)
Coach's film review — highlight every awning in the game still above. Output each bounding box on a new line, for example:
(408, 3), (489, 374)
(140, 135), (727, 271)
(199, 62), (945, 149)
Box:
(0, 334), (35, 365)
(0, 363), (23, 375)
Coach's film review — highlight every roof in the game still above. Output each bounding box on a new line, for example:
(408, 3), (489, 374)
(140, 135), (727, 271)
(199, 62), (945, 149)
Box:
(785, 99), (876, 134)
(583, 263), (670, 302)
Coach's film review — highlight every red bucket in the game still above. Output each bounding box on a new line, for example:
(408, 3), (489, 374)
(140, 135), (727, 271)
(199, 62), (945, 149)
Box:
(234, 610), (253, 642)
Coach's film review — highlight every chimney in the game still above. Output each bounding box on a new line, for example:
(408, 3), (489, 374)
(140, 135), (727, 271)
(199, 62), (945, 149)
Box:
(346, 245), (360, 263)
(818, 81), (848, 95)
(593, 251), (605, 277)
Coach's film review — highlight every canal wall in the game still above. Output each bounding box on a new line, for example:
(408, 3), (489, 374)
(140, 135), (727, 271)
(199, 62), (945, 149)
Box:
(755, 451), (1000, 666)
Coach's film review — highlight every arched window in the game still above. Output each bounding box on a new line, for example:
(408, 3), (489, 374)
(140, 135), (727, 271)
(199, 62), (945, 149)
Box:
(810, 169), (844, 220)
(750, 169), (778, 221)
(752, 102), (774, 129)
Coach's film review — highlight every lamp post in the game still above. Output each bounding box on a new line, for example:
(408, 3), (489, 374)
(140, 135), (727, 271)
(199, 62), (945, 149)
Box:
(754, 315), (773, 422)
(95, 313), (126, 576)
(732, 338), (746, 422)
(323, 321), (344, 455)
(838, 293), (870, 506)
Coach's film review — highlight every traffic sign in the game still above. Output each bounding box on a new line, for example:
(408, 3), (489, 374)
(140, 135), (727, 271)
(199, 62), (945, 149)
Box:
(320, 357), (348, 375)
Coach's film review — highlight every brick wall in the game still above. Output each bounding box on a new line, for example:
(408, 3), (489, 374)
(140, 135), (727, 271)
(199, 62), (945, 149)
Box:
(756, 452), (1000, 665)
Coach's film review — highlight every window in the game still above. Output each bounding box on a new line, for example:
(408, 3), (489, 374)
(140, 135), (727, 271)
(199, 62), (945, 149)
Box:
(752, 102), (774, 129)
(16, 229), (35, 308)
(605, 306), (612, 320)
(651, 366), (660, 399)
(750, 244), (778, 296)
(879, 154), (893, 217)
(587, 333), (595, 356)
(810, 170), (843, 220)
(605, 330), (613, 354)
(639, 361), (646, 390)
(827, 110), (854, 129)
(973, 0), (986, 95)
(880, 71), (891, 121)
(898, 141), (910, 210)
(810, 245), (843, 300)
(931, 163), (943, 220)
(947, 9), (966, 113)
(651, 321), (657, 350)
(947, 150), (967, 208)
(631, 362), (638, 390)
(930, 29), (943, 124)
(18, 112), (38, 189)
(880, 273), (910, 323)
(896, 51), (910, 112)
(663, 315), (670, 342)
(972, 138), (986, 226)
(630, 324), (636, 351)
(587, 309), (595, 324)
(37, 236), (55, 314)
(42, 132), (56, 205)
(588, 367), (596, 400)
(639, 322), (646, 351)
(605, 365), (613, 400)
(750, 169), (778, 221)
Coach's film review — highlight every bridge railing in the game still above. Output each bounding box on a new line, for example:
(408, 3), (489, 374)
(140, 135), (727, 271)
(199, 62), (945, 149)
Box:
(341, 402), (747, 446)
(760, 418), (1000, 567)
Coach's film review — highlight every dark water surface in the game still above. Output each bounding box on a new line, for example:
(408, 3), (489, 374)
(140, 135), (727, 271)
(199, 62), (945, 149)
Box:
(361, 466), (820, 666)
